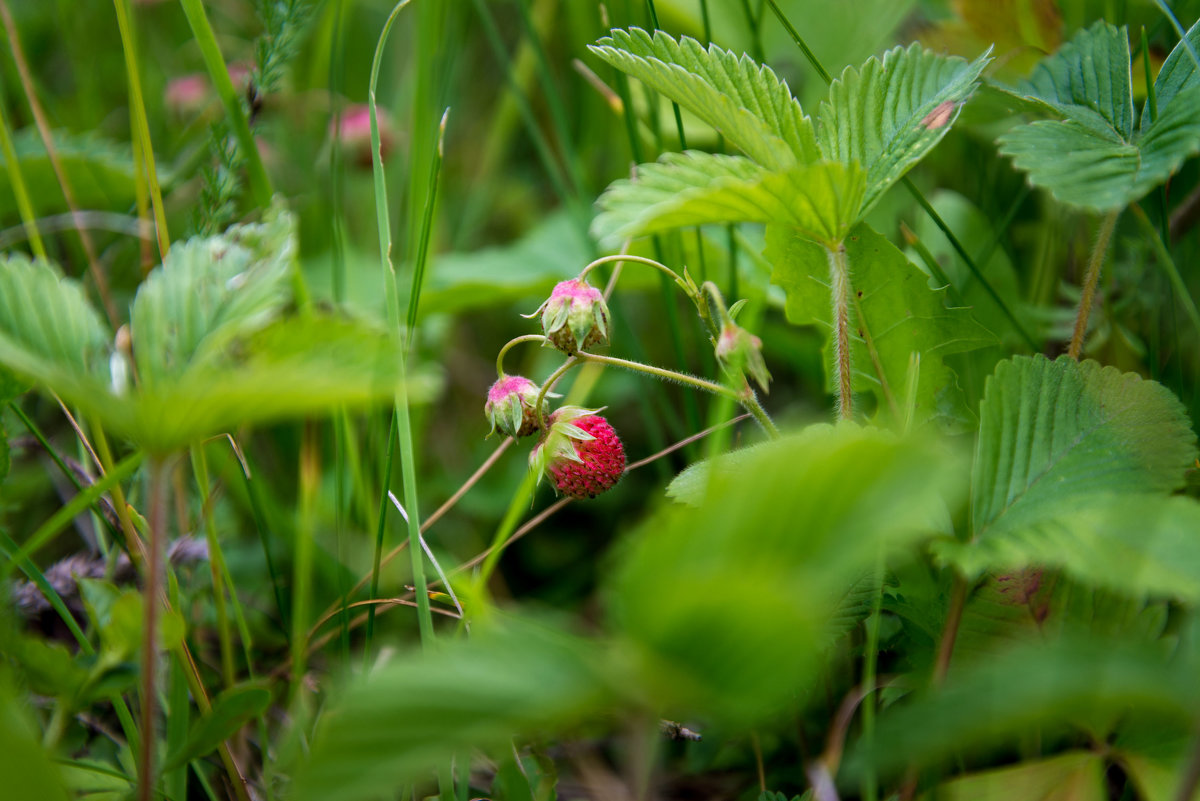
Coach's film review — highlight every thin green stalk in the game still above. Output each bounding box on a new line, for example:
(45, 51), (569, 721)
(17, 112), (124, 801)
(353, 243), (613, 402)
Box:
(6, 451), (143, 570)
(138, 456), (169, 801)
(407, 109), (449, 335)
(334, 413), (351, 666)
(471, 0), (583, 233)
(291, 423), (320, 702)
(238, 456), (289, 636)
(933, 574), (968, 686)
(365, 411), (397, 656)
(190, 445), (235, 689)
(1068, 211), (1119, 360)
(370, 0), (435, 648)
(0, 84), (47, 260)
(10, 402), (123, 545)
(0, 530), (91, 648)
(328, 0), (349, 304)
(860, 553), (885, 801)
(112, 0), (170, 258)
(0, 0), (118, 324)
(514, 0), (586, 197)
(905, 180), (1038, 350)
(534, 356), (581, 429)
(496, 334), (549, 376)
(826, 243), (853, 420)
(177, 0), (272, 207)
(1131, 204), (1200, 341)
(578, 253), (686, 287)
(739, 0), (767, 63)
(577, 352), (778, 436)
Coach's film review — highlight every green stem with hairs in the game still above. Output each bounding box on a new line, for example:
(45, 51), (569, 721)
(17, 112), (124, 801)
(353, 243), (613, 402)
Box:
(579, 253), (687, 290)
(576, 352), (778, 437)
(534, 356), (581, 430)
(1068, 211), (1119, 360)
(827, 243), (853, 420)
(369, 0), (435, 650)
(496, 334), (549, 376)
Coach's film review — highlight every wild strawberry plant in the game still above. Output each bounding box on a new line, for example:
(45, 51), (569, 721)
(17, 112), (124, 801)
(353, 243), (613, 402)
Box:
(2, 3), (1200, 801)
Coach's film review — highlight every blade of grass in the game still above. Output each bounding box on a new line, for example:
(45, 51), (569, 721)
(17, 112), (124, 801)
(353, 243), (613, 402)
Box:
(1131, 203), (1200, 341)
(369, 0), (435, 648)
(112, 0), (170, 260)
(0, 0), (119, 325)
(406, 109), (448, 336)
(4, 450), (143, 571)
(177, 0), (272, 208)
(364, 411), (397, 657)
(0, 529), (91, 649)
(189, 445), (235, 690)
(0, 81), (47, 261)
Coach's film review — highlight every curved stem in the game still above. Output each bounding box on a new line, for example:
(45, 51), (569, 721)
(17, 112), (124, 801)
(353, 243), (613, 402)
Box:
(534, 356), (581, 429)
(576, 352), (779, 438)
(827, 243), (853, 420)
(1068, 210), (1119, 360)
(495, 334), (549, 376)
(578, 253), (685, 287)
(578, 352), (737, 398)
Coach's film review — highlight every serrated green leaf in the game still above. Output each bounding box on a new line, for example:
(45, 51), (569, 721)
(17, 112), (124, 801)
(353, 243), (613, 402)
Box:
(613, 424), (964, 726)
(938, 494), (1200, 601)
(997, 86), (1200, 211)
(816, 43), (991, 215)
(0, 128), (167, 220)
(967, 356), (1196, 542)
(999, 23), (1200, 210)
(1145, 18), (1200, 130)
(593, 151), (864, 248)
(843, 637), (1199, 781)
(131, 206), (295, 389)
(164, 685), (271, 771)
(0, 255), (112, 397)
(1022, 20), (1134, 139)
(765, 223), (995, 429)
(292, 618), (614, 801)
(118, 315), (422, 451)
(933, 751), (1106, 801)
(588, 28), (819, 170)
(0, 206), (424, 451)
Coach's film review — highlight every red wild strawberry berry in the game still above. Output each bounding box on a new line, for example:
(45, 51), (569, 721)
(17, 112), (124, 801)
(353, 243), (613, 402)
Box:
(530, 409), (625, 499)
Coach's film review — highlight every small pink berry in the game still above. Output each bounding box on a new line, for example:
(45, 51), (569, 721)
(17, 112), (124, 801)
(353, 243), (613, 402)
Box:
(332, 104), (394, 168)
(484, 375), (546, 438)
(533, 278), (611, 354)
(531, 409), (625, 499)
(715, 322), (771, 393)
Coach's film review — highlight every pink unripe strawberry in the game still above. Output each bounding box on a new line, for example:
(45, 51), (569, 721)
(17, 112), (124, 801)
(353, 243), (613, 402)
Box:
(715, 322), (771, 393)
(332, 104), (395, 169)
(530, 408), (625, 499)
(484, 375), (547, 438)
(532, 278), (611, 354)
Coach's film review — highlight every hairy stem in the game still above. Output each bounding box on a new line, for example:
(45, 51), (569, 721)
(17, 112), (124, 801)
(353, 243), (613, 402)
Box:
(579, 253), (688, 295)
(138, 456), (168, 801)
(534, 356), (581, 429)
(827, 243), (853, 420)
(576, 352), (778, 437)
(1068, 211), (1119, 360)
(933, 574), (969, 686)
(495, 334), (549, 376)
